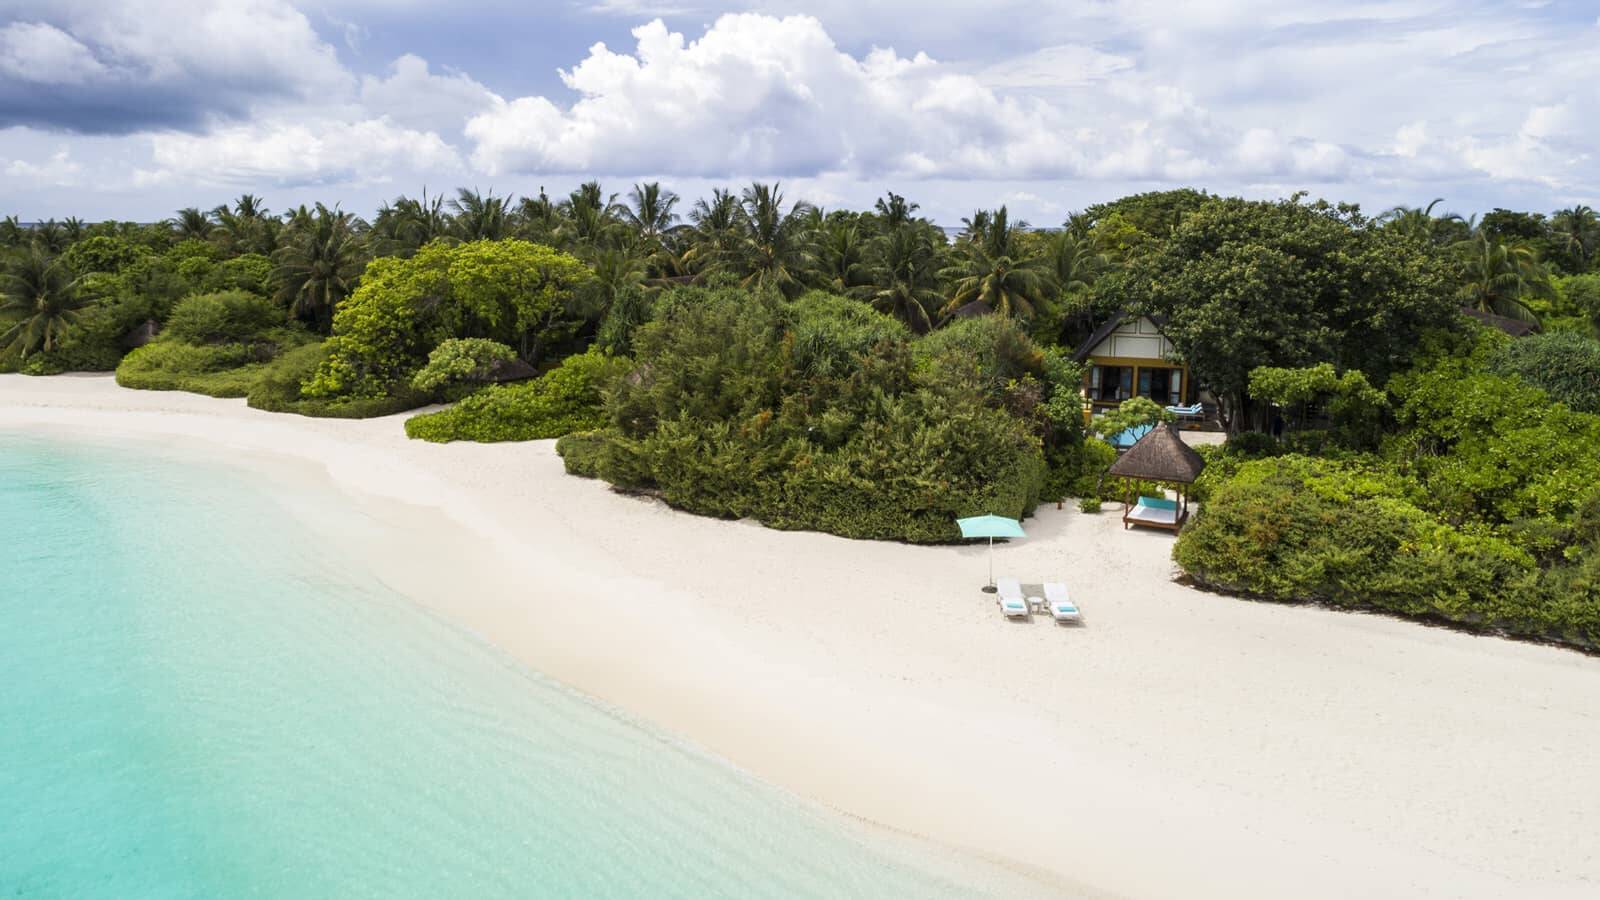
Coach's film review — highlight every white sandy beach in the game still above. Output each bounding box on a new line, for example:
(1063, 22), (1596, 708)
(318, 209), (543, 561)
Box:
(4, 373), (1599, 899)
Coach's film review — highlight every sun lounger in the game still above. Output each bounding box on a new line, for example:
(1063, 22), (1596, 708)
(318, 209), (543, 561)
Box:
(1123, 495), (1186, 533)
(1044, 582), (1080, 622)
(1165, 402), (1204, 422)
(996, 577), (1030, 619)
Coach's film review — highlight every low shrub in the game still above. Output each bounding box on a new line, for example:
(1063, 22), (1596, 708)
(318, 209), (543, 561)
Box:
(1174, 455), (1599, 650)
(116, 340), (275, 396)
(1078, 497), (1102, 513)
(410, 338), (519, 394)
(405, 349), (629, 443)
(162, 291), (284, 345)
(247, 342), (427, 418)
(555, 430), (609, 478)
(1490, 331), (1600, 415)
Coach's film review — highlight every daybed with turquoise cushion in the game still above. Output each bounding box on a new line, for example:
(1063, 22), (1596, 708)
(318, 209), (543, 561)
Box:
(1124, 495), (1185, 532)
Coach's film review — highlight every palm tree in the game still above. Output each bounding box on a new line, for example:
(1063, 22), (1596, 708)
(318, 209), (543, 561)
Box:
(514, 189), (561, 245)
(30, 220), (69, 254)
(686, 188), (741, 274)
(273, 204), (367, 333)
(374, 190), (450, 256)
(1378, 199), (1461, 246)
(170, 207), (213, 241)
(958, 209), (992, 244)
(873, 193), (920, 230)
(449, 188), (513, 241)
(1042, 229), (1107, 297)
(810, 219), (870, 297)
(866, 224), (940, 333)
(621, 182), (680, 241)
(0, 248), (94, 360)
(581, 245), (650, 322)
(733, 182), (815, 297)
(1452, 229), (1555, 323)
(1551, 205), (1600, 268)
(61, 217), (85, 243)
(940, 206), (1050, 319)
(1, 215), (25, 248)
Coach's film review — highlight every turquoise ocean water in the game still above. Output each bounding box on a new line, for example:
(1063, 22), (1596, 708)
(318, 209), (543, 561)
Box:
(0, 432), (1015, 899)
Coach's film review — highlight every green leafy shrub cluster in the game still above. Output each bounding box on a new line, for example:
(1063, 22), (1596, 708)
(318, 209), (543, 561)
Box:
(1176, 332), (1600, 650)
(304, 240), (590, 400)
(161, 290), (283, 345)
(245, 342), (425, 418)
(405, 349), (631, 442)
(410, 338), (519, 394)
(1489, 331), (1600, 415)
(115, 291), (312, 398)
(557, 286), (1066, 542)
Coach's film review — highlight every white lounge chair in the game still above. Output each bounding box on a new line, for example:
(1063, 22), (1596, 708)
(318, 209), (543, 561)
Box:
(996, 577), (1030, 619)
(1044, 582), (1080, 623)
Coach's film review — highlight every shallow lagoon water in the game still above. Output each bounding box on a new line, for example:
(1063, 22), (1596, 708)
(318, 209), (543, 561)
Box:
(0, 432), (1007, 899)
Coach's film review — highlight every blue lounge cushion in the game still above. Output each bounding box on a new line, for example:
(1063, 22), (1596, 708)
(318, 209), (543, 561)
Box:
(1138, 496), (1179, 510)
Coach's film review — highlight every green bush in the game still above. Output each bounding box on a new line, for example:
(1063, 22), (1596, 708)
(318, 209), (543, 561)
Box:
(1171, 456), (1594, 643)
(163, 291), (284, 345)
(305, 240), (590, 400)
(555, 430), (609, 478)
(246, 342), (427, 418)
(200, 254), (273, 295)
(563, 286), (1051, 543)
(116, 340), (273, 396)
(1490, 331), (1600, 415)
(410, 338), (518, 394)
(1078, 497), (1103, 513)
(405, 349), (630, 443)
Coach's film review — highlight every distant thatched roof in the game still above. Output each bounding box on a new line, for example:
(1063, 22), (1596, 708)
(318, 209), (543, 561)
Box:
(480, 358), (538, 383)
(1460, 306), (1540, 338)
(119, 319), (160, 349)
(1106, 422), (1206, 484)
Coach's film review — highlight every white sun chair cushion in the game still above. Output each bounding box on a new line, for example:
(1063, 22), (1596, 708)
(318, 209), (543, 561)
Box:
(995, 578), (1029, 618)
(1044, 582), (1079, 621)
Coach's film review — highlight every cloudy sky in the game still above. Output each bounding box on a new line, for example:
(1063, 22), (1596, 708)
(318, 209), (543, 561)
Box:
(1, 0), (1595, 226)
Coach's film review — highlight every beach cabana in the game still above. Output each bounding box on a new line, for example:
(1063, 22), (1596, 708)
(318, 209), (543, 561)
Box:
(1106, 423), (1205, 533)
(957, 514), (1026, 592)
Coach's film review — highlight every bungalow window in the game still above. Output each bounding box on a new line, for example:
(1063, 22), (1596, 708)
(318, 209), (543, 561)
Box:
(1138, 367), (1184, 406)
(1090, 365), (1132, 402)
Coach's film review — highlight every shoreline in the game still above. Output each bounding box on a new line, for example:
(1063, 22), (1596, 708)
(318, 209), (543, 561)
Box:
(5, 374), (1600, 899)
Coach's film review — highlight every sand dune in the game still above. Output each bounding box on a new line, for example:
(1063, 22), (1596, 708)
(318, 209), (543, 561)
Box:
(5, 373), (1598, 899)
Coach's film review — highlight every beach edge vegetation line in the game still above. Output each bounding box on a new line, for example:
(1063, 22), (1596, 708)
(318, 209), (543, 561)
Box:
(4, 187), (1599, 647)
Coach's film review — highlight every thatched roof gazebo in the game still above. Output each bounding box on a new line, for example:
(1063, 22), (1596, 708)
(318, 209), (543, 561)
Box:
(1106, 422), (1205, 532)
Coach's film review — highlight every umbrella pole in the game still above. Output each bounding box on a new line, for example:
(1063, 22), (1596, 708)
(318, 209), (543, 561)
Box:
(983, 535), (996, 592)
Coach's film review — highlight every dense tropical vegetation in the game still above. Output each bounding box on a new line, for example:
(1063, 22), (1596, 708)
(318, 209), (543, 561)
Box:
(4, 185), (1598, 647)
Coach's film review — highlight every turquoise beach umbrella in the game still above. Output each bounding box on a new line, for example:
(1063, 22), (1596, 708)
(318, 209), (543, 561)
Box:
(956, 514), (1027, 591)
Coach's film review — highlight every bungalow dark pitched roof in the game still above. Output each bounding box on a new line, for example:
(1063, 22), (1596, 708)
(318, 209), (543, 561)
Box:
(1071, 311), (1170, 362)
(479, 358), (539, 383)
(1460, 306), (1540, 338)
(1106, 422), (1206, 484)
(949, 299), (993, 319)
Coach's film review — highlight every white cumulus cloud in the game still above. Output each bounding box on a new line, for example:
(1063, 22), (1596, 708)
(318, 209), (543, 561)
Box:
(139, 118), (462, 188)
(464, 14), (1237, 184)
